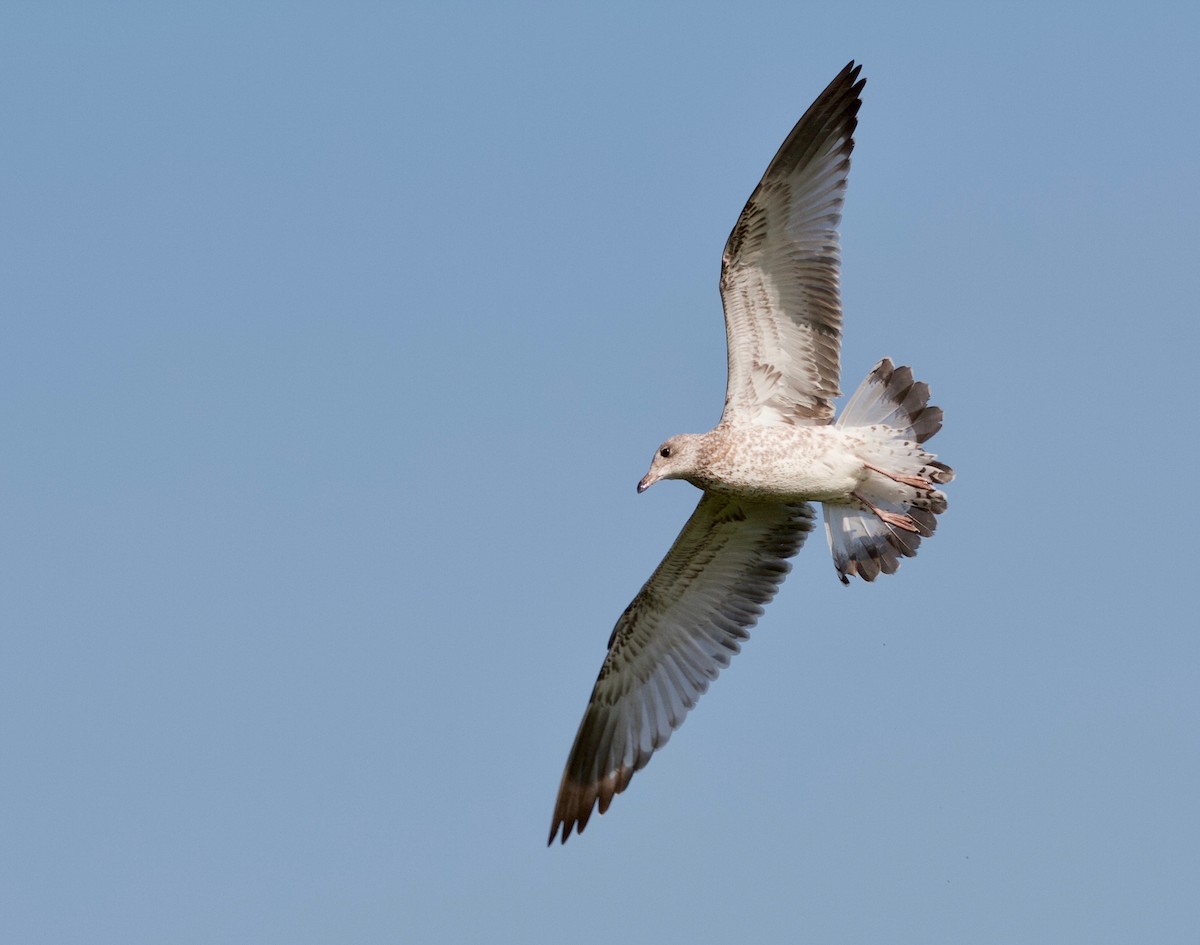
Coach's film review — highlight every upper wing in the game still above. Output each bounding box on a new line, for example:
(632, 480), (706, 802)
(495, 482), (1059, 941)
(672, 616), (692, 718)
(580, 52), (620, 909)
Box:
(549, 493), (814, 843)
(719, 61), (865, 426)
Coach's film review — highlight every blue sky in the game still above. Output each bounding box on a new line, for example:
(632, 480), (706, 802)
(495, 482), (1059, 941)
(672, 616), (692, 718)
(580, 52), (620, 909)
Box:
(3, 3), (1198, 942)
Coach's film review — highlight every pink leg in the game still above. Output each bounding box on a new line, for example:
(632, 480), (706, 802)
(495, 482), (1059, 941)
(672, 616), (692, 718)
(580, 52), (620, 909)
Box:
(863, 461), (933, 491)
(852, 492), (920, 533)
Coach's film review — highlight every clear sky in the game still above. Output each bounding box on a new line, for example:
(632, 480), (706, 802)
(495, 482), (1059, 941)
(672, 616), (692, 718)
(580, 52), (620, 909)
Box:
(3, 3), (1198, 943)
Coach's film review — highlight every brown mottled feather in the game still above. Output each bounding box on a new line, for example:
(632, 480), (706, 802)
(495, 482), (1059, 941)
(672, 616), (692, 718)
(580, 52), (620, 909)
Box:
(720, 61), (865, 426)
(548, 495), (814, 843)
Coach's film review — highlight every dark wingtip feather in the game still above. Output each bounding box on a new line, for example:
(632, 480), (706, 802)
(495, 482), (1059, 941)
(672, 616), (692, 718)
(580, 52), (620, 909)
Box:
(761, 59), (866, 183)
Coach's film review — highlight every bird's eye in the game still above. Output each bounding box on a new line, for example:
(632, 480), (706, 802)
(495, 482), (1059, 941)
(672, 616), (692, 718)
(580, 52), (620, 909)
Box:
(660, 447), (672, 458)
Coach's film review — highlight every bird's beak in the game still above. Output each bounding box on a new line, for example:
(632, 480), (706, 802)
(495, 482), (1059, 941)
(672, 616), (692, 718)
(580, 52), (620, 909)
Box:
(637, 473), (658, 494)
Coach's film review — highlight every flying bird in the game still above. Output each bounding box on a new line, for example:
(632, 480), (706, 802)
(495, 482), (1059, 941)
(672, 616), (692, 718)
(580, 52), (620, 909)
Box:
(549, 62), (953, 844)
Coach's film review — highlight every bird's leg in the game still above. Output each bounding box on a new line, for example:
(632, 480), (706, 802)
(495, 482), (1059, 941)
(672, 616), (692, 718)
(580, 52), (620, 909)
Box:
(863, 461), (933, 491)
(852, 492), (921, 533)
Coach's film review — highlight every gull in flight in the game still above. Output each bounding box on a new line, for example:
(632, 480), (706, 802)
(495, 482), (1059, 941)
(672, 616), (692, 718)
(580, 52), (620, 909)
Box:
(549, 62), (953, 844)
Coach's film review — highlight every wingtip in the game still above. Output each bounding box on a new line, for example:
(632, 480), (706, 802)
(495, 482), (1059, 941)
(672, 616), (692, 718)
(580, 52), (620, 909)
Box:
(835, 60), (867, 106)
(830, 59), (864, 89)
(547, 811), (587, 846)
(548, 763), (631, 846)
(547, 815), (578, 844)
(547, 783), (593, 846)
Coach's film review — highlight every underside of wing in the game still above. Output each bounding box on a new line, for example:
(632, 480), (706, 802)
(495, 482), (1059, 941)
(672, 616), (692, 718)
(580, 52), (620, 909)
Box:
(720, 61), (865, 427)
(549, 494), (814, 843)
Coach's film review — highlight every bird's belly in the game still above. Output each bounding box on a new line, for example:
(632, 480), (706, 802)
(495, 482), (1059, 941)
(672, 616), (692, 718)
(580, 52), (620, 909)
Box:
(703, 427), (865, 501)
(770, 456), (863, 500)
(736, 457), (863, 500)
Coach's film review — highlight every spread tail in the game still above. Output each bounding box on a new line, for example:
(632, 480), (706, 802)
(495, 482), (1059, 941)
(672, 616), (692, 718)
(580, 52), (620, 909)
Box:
(825, 358), (954, 583)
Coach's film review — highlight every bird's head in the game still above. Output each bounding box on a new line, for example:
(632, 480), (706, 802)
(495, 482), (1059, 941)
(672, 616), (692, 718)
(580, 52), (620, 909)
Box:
(637, 434), (703, 493)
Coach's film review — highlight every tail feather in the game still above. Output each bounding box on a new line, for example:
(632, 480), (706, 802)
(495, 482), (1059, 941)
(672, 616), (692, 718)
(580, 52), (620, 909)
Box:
(826, 359), (953, 584)
(838, 360), (944, 444)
